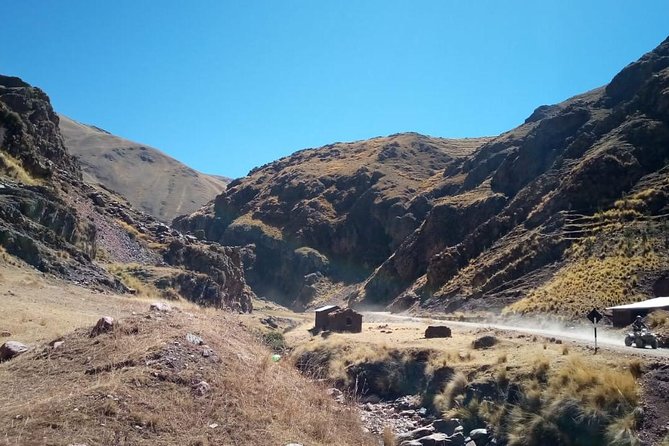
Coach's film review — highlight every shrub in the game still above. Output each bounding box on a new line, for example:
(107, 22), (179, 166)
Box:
(261, 331), (287, 353)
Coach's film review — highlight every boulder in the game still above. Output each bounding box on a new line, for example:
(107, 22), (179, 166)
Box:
(433, 418), (462, 435)
(469, 428), (490, 446)
(192, 380), (210, 396)
(90, 316), (114, 337)
(150, 302), (172, 312)
(472, 335), (497, 349)
(396, 425), (436, 443)
(0, 341), (29, 361)
(448, 432), (466, 446)
(425, 326), (452, 338)
(413, 433), (451, 445)
(186, 333), (204, 345)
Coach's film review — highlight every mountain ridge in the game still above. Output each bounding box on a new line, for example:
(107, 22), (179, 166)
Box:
(59, 114), (229, 223)
(176, 35), (669, 317)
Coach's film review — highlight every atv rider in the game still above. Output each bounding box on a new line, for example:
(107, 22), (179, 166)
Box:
(632, 315), (648, 332)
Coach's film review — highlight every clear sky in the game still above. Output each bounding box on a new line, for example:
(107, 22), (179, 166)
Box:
(2, 1), (668, 179)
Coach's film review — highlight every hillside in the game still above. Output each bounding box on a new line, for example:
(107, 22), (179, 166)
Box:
(177, 36), (669, 317)
(0, 266), (373, 445)
(0, 74), (253, 313)
(174, 133), (492, 307)
(59, 115), (228, 223)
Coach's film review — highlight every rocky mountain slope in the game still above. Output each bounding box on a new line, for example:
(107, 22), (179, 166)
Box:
(174, 133), (492, 307)
(177, 36), (669, 316)
(0, 74), (253, 312)
(59, 115), (228, 223)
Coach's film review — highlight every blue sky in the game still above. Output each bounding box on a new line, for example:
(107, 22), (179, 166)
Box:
(2, 1), (668, 178)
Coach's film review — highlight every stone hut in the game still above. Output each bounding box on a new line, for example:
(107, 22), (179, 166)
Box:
(314, 305), (340, 331)
(314, 305), (362, 333)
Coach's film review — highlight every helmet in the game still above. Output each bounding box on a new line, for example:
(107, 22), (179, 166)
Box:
(636, 315), (642, 320)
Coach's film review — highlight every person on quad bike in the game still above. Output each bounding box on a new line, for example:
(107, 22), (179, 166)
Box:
(632, 315), (648, 331)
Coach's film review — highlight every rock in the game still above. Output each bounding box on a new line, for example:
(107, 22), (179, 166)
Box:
(448, 432), (466, 446)
(162, 241), (254, 312)
(90, 317), (114, 337)
(413, 433), (450, 445)
(261, 316), (278, 329)
(150, 302), (172, 312)
(52, 341), (65, 350)
(433, 419), (462, 435)
(192, 380), (210, 396)
(0, 331), (11, 337)
(396, 425), (436, 442)
(395, 394), (422, 410)
(425, 326), (452, 338)
(472, 335), (497, 349)
(469, 428), (489, 446)
(0, 341), (29, 361)
(186, 333), (204, 345)
(201, 347), (214, 358)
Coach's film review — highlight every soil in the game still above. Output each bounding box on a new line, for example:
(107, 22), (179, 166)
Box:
(638, 363), (669, 446)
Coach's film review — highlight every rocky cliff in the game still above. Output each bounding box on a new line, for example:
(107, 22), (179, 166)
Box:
(177, 36), (669, 316)
(0, 75), (254, 311)
(174, 133), (491, 307)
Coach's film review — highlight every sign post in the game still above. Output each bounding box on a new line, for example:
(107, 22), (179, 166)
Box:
(587, 308), (603, 354)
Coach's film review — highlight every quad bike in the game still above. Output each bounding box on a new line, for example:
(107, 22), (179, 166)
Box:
(624, 328), (659, 349)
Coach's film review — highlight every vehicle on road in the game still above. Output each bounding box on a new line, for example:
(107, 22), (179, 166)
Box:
(624, 328), (659, 349)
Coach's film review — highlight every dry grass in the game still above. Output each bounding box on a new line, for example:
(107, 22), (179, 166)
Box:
(433, 372), (467, 413)
(115, 219), (146, 241)
(0, 309), (375, 445)
(505, 223), (668, 318)
(0, 151), (40, 185)
(229, 213), (284, 240)
(0, 264), (154, 344)
(486, 356), (641, 445)
(107, 263), (162, 299)
(647, 309), (669, 330)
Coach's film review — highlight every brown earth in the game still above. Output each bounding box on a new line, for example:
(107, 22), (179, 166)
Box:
(59, 115), (228, 224)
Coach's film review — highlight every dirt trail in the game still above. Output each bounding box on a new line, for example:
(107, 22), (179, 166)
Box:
(363, 312), (669, 359)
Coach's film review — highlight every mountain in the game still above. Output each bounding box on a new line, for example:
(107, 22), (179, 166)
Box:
(176, 36), (669, 317)
(174, 133), (492, 308)
(59, 115), (228, 223)
(0, 74), (253, 312)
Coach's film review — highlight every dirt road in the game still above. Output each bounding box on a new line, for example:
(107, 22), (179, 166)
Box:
(363, 312), (669, 359)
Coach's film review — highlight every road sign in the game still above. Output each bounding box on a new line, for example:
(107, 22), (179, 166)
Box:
(587, 308), (603, 324)
(586, 308), (603, 354)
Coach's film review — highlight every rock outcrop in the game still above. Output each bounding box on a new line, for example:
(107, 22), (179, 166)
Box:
(0, 75), (255, 313)
(175, 134), (491, 306)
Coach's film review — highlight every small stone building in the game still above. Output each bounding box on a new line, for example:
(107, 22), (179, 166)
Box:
(606, 296), (669, 327)
(314, 305), (340, 331)
(313, 305), (362, 333)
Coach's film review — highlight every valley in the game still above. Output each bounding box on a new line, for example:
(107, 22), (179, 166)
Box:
(1, 29), (669, 446)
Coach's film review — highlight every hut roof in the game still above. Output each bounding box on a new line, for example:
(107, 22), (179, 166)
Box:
(606, 296), (669, 310)
(314, 305), (340, 313)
